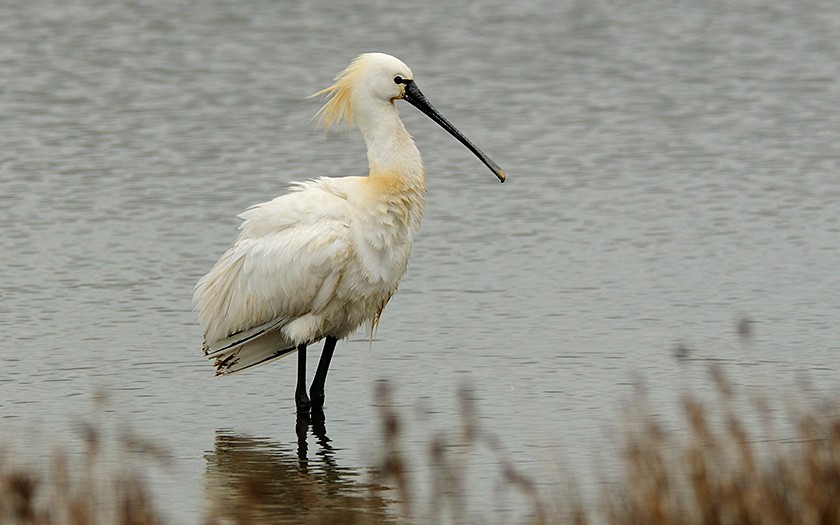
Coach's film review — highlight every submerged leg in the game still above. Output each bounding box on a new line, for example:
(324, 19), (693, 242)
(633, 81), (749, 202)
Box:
(310, 336), (337, 411)
(295, 344), (310, 413)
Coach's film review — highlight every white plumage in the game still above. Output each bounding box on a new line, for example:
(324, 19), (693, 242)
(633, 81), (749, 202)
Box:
(193, 53), (504, 411)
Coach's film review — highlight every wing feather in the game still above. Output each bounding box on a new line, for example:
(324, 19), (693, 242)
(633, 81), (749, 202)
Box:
(193, 180), (354, 350)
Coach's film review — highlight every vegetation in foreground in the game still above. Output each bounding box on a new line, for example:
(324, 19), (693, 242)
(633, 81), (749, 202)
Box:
(2, 366), (839, 524)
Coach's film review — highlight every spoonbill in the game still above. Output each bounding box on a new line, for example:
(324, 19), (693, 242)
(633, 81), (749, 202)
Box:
(193, 53), (505, 414)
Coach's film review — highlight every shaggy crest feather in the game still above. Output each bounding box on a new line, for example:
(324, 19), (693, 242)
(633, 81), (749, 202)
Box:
(310, 54), (368, 132)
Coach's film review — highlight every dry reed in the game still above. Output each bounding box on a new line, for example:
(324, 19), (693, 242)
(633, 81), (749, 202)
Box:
(0, 425), (165, 524)
(3, 365), (840, 524)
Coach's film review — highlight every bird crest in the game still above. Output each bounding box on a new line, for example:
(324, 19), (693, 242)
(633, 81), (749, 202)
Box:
(310, 55), (366, 133)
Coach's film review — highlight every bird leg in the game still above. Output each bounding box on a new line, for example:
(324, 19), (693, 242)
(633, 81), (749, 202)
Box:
(309, 336), (337, 412)
(295, 344), (311, 413)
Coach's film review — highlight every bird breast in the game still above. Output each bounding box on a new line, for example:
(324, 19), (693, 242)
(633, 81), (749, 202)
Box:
(312, 176), (424, 341)
(350, 174), (425, 286)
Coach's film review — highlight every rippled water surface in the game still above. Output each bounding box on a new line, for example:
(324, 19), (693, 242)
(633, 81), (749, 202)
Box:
(2, 0), (839, 521)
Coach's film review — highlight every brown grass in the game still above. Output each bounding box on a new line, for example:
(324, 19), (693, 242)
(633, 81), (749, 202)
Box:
(3, 367), (840, 524)
(600, 366), (840, 525)
(0, 427), (166, 525)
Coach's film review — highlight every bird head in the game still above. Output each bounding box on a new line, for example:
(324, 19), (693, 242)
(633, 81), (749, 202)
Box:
(312, 53), (505, 183)
(311, 53), (413, 133)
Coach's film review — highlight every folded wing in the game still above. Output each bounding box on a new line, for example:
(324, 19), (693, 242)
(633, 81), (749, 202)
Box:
(193, 181), (353, 375)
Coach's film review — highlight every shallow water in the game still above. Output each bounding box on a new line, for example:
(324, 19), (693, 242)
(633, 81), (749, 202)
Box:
(2, 0), (839, 521)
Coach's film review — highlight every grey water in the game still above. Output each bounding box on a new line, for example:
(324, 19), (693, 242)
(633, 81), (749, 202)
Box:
(2, 0), (839, 521)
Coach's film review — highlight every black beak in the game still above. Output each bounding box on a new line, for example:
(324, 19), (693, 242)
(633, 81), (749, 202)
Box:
(402, 80), (505, 183)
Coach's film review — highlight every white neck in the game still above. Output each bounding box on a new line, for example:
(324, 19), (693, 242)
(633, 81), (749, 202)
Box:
(356, 99), (424, 181)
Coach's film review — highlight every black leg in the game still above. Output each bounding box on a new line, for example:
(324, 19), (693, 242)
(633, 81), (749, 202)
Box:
(310, 336), (337, 411)
(295, 344), (310, 413)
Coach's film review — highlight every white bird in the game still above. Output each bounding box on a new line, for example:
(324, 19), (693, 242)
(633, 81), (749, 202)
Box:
(193, 53), (505, 414)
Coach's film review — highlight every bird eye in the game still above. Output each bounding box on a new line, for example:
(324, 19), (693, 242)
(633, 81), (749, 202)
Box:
(394, 75), (405, 84)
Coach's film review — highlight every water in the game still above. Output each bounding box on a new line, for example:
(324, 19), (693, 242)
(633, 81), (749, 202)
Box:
(2, 0), (839, 521)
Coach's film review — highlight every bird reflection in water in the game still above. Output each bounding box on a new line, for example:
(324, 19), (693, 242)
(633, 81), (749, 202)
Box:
(204, 414), (393, 524)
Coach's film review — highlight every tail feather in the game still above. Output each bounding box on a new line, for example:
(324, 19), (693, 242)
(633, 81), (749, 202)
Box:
(204, 318), (286, 357)
(210, 330), (299, 376)
(204, 318), (312, 376)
